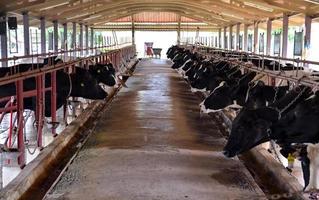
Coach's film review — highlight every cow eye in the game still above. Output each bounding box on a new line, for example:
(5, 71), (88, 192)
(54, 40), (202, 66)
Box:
(81, 83), (85, 87)
(97, 70), (101, 73)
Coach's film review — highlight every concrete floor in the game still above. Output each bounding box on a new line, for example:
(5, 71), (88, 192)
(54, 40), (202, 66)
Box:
(45, 59), (266, 200)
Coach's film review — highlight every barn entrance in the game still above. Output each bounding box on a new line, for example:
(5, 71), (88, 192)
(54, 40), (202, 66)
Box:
(135, 31), (177, 58)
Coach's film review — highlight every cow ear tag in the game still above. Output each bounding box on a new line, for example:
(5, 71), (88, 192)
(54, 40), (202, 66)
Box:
(81, 83), (85, 87)
(287, 153), (295, 169)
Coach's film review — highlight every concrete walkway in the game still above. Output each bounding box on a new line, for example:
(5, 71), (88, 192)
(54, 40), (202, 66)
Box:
(45, 59), (266, 200)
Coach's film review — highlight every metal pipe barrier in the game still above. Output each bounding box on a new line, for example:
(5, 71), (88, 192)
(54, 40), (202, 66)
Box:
(0, 45), (136, 168)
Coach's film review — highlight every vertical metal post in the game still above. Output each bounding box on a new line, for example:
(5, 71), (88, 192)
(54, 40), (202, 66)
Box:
(51, 71), (57, 136)
(23, 11), (30, 56)
(85, 25), (89, 55)
(63, 23), (67, 50)
(79, 23), (83, 56)
(40, 17), (46, 54)
(236, 23), (240, 50)
(90, 27), (94, 53)
(131, 19), (135, 45)
(282, 13), (289, 58)
(229, 25), (233, 49)
(223, 27), (227, 49)
(72, 22), (76, 57)
(243, 24), (248, 51)
(53, 20), (58, 52)
(36, 75), (43, 148)
(253, 21), (258, 53)
(218, 28), (221, 48)
(0, 14), (8, 67)
(266, 19), (272, 55)
(177, 15), (181, 45)
(304, 15), (312, 61)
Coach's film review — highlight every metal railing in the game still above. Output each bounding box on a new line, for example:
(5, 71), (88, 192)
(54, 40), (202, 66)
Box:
(180, 45), (319, 89)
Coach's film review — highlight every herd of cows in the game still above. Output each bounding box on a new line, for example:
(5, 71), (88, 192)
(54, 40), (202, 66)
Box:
(167, 45), (319, 191)
(0, 56), (117, 118)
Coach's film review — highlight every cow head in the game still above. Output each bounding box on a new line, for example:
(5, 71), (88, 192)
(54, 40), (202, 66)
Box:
(43, 56), (63, 65)
(223, 107), (279, 157)
(200, 81), (233, 112)
(70, 68), (107, 99)
(245, 81), (266, 108)
(89, 63), (116, 86)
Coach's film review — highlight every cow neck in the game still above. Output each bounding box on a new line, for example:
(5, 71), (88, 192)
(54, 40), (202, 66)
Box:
(268, 86), (311, 119)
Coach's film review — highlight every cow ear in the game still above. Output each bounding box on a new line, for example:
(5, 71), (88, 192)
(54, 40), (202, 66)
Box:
(256, 107), (279, 122)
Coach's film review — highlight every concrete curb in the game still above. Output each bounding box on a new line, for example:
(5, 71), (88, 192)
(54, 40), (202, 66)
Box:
(0, 59), (139, 200)
(243, 147), (304, 199)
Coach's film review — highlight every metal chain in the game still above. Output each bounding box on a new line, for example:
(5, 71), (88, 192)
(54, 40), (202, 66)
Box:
(245, 83), (254, 103)
(227, 67), (241, 77)
(272, 86), (279, 103)
(279, 86), (308, 117)
(269, 86), (308, 120)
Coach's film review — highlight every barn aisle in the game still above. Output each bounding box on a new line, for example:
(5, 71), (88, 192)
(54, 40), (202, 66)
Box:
(45, 59), (266, 200)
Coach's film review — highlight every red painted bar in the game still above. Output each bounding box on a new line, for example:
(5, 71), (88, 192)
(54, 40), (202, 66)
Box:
(16, 80), (26, 168)
(51, 71), (57, 136)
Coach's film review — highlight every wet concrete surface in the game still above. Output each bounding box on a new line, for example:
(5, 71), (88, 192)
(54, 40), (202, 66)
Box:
(45, 59), (266, 200)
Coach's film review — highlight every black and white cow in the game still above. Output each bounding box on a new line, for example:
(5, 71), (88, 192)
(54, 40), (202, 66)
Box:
(223, 86), (314, 189)
(0, 61), (116, 115)
(223, 86), (312, 158)
(200, 71), (257, 112)
(0, 67), (107, 117)
(245, 81), (289, 108)
(88, 63), (116, 86)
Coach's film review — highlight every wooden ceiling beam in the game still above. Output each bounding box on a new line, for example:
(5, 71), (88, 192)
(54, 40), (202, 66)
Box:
(198, 0), (275, 18)
(54, 2), (236, 23)
(92, 11), (210, 25)
(91, 8), (222, 26)
(14, 0), (70, 13)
